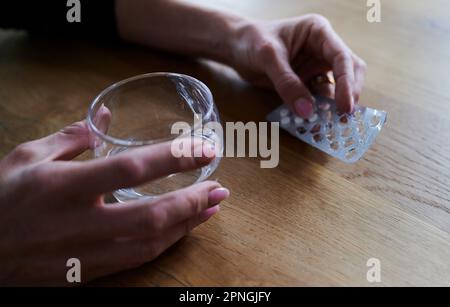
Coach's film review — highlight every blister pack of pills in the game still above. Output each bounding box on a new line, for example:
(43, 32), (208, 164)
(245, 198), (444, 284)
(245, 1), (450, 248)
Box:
(266, 96), (387, 163)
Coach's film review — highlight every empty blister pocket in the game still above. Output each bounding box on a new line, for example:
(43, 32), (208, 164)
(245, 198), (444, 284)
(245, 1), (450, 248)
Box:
(266, 96), (387, 163)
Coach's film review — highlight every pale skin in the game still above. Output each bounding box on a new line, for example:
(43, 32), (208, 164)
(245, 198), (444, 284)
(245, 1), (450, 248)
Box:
(0, 0), (366, 285)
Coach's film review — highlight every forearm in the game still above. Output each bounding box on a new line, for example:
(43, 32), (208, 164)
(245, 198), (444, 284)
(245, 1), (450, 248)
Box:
(115, 0), (249, 64)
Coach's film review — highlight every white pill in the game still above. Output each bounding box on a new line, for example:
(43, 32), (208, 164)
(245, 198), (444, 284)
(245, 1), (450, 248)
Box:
(280, 108), (290, 117)
(308, 113), (318, 122)
(294, 116), (304, 125)
(281, 117), (291, 126)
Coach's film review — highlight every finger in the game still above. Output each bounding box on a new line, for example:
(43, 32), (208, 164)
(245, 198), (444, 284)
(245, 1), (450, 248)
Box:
(100, 181), (228, 238)
(352, 54), (367, 103)
(78, 206), (221, 282)
(138, 204), (221, 260)
(137, 204), (220, 265)
(62, 139), (216, 196)
(307, 15), (355, 113)
(3, 121), (90, 171)
(49, 121), (91, 161)
(4, 106), (112, 170)
(260, 42), (315, 118)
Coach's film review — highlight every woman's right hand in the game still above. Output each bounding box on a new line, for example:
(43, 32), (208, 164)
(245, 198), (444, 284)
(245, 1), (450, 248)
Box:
(0, 120), (229, 285)
(227, 14), (367, 117)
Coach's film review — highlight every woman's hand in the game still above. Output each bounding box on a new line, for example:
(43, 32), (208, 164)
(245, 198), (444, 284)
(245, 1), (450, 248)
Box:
(115, 2), (365, 118)
(228, 14), (367, 118)
(0, 120), (229, 285)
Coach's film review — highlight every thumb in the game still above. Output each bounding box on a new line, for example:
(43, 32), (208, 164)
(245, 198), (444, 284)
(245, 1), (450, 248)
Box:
(6, 106), (111, 166)
(4, 120), (90, 169)
(264, 50), (315, 118)
(28, 120), (91, 163)
(37, 105), (111, 162)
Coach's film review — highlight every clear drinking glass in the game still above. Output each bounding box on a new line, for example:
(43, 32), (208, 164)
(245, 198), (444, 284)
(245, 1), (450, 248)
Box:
(87, 72), (222, 202)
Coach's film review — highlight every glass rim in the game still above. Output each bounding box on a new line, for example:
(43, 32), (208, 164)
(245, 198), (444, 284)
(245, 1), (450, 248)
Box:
(86, 72), (215, 147)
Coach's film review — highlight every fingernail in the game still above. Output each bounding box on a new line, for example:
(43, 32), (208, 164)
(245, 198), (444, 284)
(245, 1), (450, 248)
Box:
(294, 98), (313, 118)
(203, 142), (216, 159)
(338, 96), (355, 115)
(350, 95), (355, 113)
(208, 187), (230, 205)
(199, 205), (220, 222)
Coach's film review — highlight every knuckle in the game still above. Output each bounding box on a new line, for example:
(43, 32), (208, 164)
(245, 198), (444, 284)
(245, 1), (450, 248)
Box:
(12, 142), (36, 162)
(28, 164), (49, 182)
(116, 156), (144, 182)
(183, 191), (203, 216)
(334, 52), (353, 76)
(257, 40), (277, 61)
(60, 121), (88, 136)
(307, 14), (330, 28)
(22, 165), (55, 192)
(335, 51), (352, 63)
(275, 71), (300, 91)
(357, 58), (367, 71)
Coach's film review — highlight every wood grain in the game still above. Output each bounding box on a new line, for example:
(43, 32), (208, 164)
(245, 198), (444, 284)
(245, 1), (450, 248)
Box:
(1, 0), (449, 286)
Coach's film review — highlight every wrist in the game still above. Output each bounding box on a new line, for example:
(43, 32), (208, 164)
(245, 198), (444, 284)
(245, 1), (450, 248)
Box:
(206, 12), (255, 64)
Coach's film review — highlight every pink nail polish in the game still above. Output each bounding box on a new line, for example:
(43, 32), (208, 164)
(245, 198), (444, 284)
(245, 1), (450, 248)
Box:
(208, 187), (230, 205)
(202, 143), (216, 159)
(294, 98), (314, 118)
(199, 205), (220, 222)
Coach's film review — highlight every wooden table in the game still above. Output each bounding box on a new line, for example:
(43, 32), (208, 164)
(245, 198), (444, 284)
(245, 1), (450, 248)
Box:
(1, 0), (449, 286)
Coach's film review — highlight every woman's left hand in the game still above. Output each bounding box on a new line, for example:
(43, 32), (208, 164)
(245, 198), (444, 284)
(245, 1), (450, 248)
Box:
(228, 14), (367, 118)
